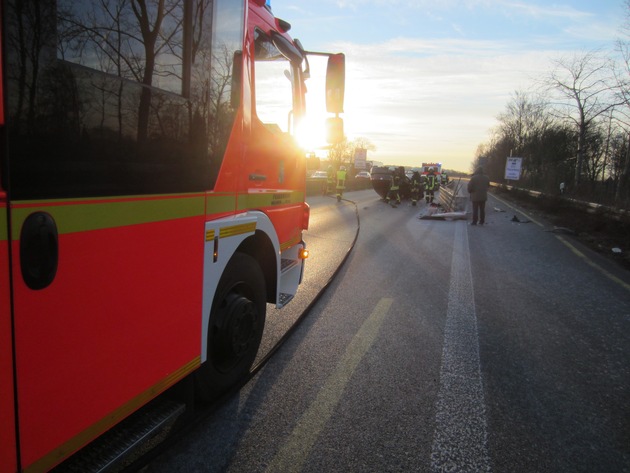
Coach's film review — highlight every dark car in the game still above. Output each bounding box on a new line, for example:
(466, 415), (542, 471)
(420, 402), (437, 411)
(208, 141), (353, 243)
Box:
(370, 166), (412, 200)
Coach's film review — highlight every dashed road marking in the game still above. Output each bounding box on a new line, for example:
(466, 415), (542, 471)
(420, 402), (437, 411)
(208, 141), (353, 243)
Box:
(267, 298), (393, 473)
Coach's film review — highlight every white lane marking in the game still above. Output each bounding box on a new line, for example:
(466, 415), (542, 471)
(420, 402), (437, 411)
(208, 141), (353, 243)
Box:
(267, 298), (394, 473)
(431, 221), (491, 472)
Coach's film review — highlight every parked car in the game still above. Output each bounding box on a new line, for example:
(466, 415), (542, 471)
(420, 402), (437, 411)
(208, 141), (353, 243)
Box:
(310, 170), (329, 180)
(355, 171), (371, 180)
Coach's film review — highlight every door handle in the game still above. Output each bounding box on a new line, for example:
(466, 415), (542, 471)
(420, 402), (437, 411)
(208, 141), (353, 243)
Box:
(20, 212), (59, 290)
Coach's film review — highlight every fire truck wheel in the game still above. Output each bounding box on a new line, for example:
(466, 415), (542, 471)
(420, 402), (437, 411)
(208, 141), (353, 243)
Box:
(195, 252), (266, 402)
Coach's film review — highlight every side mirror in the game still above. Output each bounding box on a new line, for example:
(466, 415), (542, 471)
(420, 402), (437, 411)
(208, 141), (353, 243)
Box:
(326, 53), (345, 114)
(326, 117), (344, 144)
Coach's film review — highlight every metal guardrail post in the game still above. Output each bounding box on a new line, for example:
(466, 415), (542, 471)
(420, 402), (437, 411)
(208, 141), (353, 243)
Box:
(439, 179), (466, 212)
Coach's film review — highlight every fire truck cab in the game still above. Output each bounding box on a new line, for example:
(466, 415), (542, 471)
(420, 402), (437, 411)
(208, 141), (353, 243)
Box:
(0, 0), (344, 471)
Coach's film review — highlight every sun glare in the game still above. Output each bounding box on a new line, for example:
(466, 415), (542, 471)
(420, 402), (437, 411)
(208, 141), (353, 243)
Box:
(295, 113), (329, 151)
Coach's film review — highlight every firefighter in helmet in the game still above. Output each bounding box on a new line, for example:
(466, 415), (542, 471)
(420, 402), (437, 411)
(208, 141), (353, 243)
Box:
(325, 165), (335, 196)
(410, 170), (424, 206)
(336, 166), (347, 202)
(385, 167), (402, 207)
(425, 167), (438, 203)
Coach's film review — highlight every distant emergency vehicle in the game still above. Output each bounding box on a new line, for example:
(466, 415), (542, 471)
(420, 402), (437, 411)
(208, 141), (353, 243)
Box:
(421, 163), (442, 176)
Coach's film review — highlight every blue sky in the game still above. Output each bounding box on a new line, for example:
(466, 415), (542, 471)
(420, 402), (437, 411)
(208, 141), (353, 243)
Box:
(270, 0), (626, 172)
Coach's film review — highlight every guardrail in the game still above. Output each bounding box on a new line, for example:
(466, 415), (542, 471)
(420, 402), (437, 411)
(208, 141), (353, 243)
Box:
(491, 182), (630, 222)
(439, 179), (468, 212)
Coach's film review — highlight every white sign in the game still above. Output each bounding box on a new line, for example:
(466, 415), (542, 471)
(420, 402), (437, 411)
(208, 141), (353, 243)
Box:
(354, 148), (367, 169)
(505, 157), (522, 180)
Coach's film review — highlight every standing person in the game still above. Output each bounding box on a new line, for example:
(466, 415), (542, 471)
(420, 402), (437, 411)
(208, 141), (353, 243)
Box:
(467, 166), (490, 225)
(425, 167), (438, 203)
(410, 170), (424, 206)
(336, 166), (347, 202)
(385, 167), (401, 207)
(325, 165), (335, 196)
(559, 181), (565, 195)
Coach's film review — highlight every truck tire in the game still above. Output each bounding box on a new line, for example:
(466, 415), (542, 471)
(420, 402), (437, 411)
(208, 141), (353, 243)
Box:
(195, 252), (266, 402)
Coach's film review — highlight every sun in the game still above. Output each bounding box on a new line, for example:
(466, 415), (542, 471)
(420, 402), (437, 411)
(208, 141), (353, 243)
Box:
(295, 113), (329, 151)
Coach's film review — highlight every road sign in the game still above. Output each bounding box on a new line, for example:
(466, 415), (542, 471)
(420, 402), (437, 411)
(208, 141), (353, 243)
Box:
(354, 148), (367, 169)
(505, 157), (522, 180)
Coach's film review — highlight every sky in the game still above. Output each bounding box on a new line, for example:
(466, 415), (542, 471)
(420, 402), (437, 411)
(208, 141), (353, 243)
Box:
(270, 0), (626, 172)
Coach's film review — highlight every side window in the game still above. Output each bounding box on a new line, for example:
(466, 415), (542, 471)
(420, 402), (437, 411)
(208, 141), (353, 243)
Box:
(57, 0), (185, 95)
(5, 0), (244, 199)
(253, 31), (296, 135)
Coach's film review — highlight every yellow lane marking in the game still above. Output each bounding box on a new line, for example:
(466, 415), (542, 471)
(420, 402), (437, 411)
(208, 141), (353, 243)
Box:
(490, 193), (544, 227)
(492, 194), (630, 293)
(556, 235), (630, 293)
(266, 298), (394, 473)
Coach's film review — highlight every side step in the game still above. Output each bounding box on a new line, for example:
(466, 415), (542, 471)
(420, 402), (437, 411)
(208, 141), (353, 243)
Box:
(278, 257), (301, 308)
(280, 258), (298, 273)
(53, 398), (185, 473)
(278, 292), (294, 306)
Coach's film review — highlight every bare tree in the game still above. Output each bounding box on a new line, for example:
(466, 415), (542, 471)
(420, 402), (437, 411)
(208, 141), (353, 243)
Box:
(544, 50), (621, 188)
(327, 136), (352, 170)
(326, 136), (376, 171)
(612, 0), (630, 202)
(7, 0), (56, 134)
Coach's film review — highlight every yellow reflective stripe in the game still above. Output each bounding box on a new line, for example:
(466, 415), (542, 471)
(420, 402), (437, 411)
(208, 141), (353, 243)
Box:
(280, 235), (301, 252)
(0, 208), (7, 241)
(25, 356), (201, 473)
(10, 194), (205, 239)
(219, 222), (256, 239)
(205, 229), (216, 241)
(206, 193), (236, 215)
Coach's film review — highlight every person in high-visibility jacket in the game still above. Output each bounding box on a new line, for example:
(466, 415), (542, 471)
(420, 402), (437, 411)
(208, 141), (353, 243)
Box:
(425, 167), (438, 203)
(336, 166), (347, 201)
(410, 170), (424, 206)
(325, 165), (335, 196)
(385, 167), (402, 207)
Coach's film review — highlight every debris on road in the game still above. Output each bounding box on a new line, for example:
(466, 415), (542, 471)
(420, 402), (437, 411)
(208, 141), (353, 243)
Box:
(547, 226), (577, 235)
(418, 203), (467, 221)
(511, 215), (531, 223)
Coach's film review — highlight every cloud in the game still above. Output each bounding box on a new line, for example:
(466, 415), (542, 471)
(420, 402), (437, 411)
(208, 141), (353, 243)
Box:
(332, 36), (563, 170)
(277, 0), (623, 171)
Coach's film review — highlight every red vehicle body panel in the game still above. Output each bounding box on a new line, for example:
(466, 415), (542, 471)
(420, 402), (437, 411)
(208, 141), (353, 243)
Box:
(0, 0), (326, 470)
(0, 196), (17, 473)
(11, 198), (205, 471)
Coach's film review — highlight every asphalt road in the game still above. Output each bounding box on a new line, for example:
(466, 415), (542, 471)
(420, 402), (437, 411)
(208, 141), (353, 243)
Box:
(145, 189), (630, 473)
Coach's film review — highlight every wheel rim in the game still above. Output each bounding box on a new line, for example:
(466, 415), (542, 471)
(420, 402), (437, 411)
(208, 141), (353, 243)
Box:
(211, 288), (260, 373)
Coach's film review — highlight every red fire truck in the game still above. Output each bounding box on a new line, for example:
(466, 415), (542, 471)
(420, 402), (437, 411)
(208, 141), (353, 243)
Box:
(0, 0), (345, 471)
